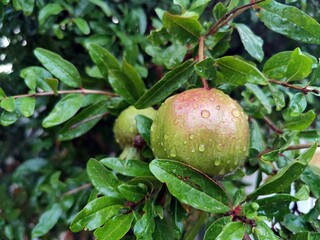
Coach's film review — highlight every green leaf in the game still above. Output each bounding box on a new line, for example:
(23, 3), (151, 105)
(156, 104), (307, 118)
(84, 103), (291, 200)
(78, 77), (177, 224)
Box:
(207, 29), (233, 58)
(20, 66), (53, 91)
(189, 0), (210, 15)
(258, 1), (320, 44)
(215, 56), (269, 86)
(1, 97), (15, 112)
(250, 119), (264, 152)
(286, 48), (313, 81)
(88, 44), (120, 79)
(118, 183), (147, 202)
(245, 83), (272, 114)
(94, 213), (134, 240)
(134, 60), (195, 109)
(38, 3), (63, 26)
(194, 58), (216, 80)
(34, 48), (82, 88)
(73, 17), (90, 35)
(284, 110), (316, 131)
(59, 101), (109, 141)
(88, 0), (111, 17)
(215, 222), (245, 240)
(213, 2), (228, 21)
(87, 159), (121, 197)
(263, 51), (292, 79)
(100, 158), (152, 177)
(268, 84), (285, 111)
(20, 97), (36, 117)
(162, 12), (202, 44)
(254, 221), (279, 240)
(0, 87), (6, 100)
(0, 111), (18, 126)
(135, 115), (153, 147)
(70, 196), (124, 232)
(134, 200), (156, 239)
(204, 216), (233, 240)
(301, 167), (320, 198)
(173, 0), (189, 10)
(42, 94), (84, 128)
(13, 0), (34, 15)
(44, 78), (59, 95)
(149, 159), (230, 213)
(235, 23), (264, 62)
(283, 214), (312, 233)
(250, 144), (317, 198)
(31, 203), (62, 237)
(288, 93), (306, 116)
(310, 62), (320, 85)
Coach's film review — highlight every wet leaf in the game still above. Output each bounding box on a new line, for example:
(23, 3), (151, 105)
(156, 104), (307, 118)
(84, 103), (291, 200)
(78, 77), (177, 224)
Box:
(73, 17), (90, 35)
(19, 97), (36, 117)
(1, 97), (15, 112)
(263, 51), (292, 79)
(286, 48), (313, 81)
(254, 221), (279, 240)
(215, 222), (245, 240)
(204, 216), (232, 240)
(135, 115), (153, 147)
(149, 159), (230, 213)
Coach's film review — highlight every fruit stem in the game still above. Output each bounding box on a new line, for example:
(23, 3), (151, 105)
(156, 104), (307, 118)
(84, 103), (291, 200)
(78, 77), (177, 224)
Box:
(119, 146), (141, 160)
(198, 36), (210, 90)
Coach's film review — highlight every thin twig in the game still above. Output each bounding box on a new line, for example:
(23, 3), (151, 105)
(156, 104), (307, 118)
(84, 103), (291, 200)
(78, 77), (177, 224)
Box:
(269, 79), (319, 95)
(258, 143), (320, 158)
(62, 183), (92, 197)
(263, 116), (284, 134)
(198, 36), (209, 90)
(205, 0), (266, 37)
(10, 89), (116, 99)
(68, 112), (109, 130)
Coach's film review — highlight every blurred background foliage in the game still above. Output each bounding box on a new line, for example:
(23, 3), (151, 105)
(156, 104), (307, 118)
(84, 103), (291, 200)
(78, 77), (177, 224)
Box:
(1, 0), (320, 239)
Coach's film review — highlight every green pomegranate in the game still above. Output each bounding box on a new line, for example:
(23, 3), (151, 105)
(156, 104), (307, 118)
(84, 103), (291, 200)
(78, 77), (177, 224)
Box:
(113, 106), (156, 160)
(150, 88), (249, 176)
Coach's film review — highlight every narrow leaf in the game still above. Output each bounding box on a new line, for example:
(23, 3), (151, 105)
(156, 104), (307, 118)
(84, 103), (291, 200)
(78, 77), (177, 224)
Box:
(134, 60), (195, 109)
(235, 23), (264, 62)
(70, 196), (124, 232)
(38, 3), (63, 26)
(215, 56), (269, 86)
(87, 159), (121, 197)
(258, 1), (320, 44)
(284, 110), (316, 131)
(100, 158), (152, 177)
(73, 17), (90, 35)
(34, 48), (82, 87)
(42, 94), (84, 128)
(94, 213), (134, 240)
(194, 58), (216, 80)
(149, 159), (230, 213)
(163, 12), (202, 44)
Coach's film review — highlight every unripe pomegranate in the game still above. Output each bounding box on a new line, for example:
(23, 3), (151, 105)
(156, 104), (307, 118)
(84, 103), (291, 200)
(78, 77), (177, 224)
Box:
(113, 106), (156, 159)
(150, 88), (249, 176)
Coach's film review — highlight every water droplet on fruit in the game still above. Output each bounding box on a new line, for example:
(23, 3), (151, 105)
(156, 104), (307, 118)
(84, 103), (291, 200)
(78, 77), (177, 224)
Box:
(209, 97), (215, 102)
(215, 158), (221, 166)
(161, 142), (164, 146)
(219, 168), (225, 175)
(189, 134), (194, 140)
(216, 105), (221, 110)
(183, 140), (187, 145)
(232, 108), (240, 118)
(191, 148), (195, 153)
(151, 125), (155, 132)
(170, 147), (177, 157)
(193, 104), (198, 109)
(198, 144), (205, 152)
(201, 110), (210, 118)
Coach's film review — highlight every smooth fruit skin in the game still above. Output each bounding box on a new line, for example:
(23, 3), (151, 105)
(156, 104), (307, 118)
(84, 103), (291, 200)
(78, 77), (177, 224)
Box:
(113, 106), (156, 149)
(150, 88), (249, 176)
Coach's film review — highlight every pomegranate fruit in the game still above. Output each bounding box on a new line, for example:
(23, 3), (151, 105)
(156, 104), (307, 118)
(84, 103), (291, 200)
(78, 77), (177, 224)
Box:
(113, 106), (156, 159)
(150, 88), (249, 176)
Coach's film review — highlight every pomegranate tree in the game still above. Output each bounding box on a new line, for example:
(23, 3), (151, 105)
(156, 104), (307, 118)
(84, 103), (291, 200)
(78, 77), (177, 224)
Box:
(150, 88), (249, 176)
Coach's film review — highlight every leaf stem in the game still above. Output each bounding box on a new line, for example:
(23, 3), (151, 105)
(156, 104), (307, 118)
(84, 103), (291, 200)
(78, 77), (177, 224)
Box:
(198, 36), (209, 90)
(269, 79), (319, 95)
(62, 183), (92, 196)
(258, 143), (320, 158)
(10, 89), (117, 99)
(205, 0), (266, 38)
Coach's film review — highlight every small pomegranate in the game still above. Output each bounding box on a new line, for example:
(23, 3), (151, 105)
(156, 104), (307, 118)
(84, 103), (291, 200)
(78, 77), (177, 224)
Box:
(150, 88), (249, 176)
(113, 106), (156, 160)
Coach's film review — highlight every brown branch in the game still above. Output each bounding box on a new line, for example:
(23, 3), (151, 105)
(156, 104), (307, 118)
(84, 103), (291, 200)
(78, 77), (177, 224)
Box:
(258, 143), (320, 158)
(198, 36), (209, 90)
(10, 89), (116, 99)
(263, 116), (284, 134)
(269, 79), (319, 95)
(62, 183), (92, 197)
(68, 112), (109, 130)
(205, 0), (266, 37)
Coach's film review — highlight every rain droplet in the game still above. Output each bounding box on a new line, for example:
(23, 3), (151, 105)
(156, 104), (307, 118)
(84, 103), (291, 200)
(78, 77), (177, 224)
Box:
(209, 97), (215, 102)
(231, 108), (240, 118)
(198, 144), (205, 152)
(191, 148), (195, 153)
(215, 158), (221, 166)
(193, 104), (198, 110)
(219, 168), (225, 175)
(189, 134), (194, 140)
(151, 125), (155, 132)
(183, 140), (187, 145)
(216, 105), (221, 110)
(161, 142), (164, 146)
(201, 110), (210, 118)
(170, 147), (177, 157)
